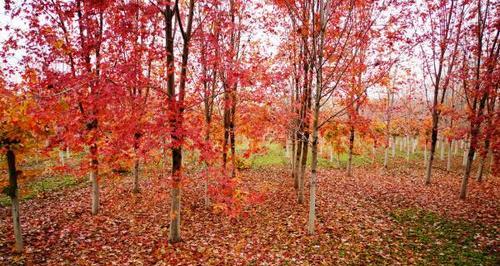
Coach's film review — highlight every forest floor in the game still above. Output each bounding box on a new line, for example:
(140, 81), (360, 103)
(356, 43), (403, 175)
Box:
(0, 157), (499, 265)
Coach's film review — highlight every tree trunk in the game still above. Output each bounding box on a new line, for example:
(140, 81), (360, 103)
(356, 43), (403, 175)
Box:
(425, 110), (439, 185)
(223, 96), (230, 171)
(90, 143), (99, 215)
(164, 0), (195, 243)
(461, 123), (482, 199)
(308, 1), (324, 232)
(293, 134), (302, 190)
(406, 136), (411, 162)
(286, 137), (290, 158)
(169, 148), (182, 242)
(308, 106), (320, 235)
(59, 149), (65, 166)
(329, 146), (333, 162)
(462, 143), (468, 166)
(384, 144), (389, 168)
(204, 118), (212, 207)
(133, 159), (140, 193)
(440, 138), (445, 160)
(230, 101), (236, 178)
(372, 144), (376, 164)
(347, 126), (354, 176)
(476, 149), (488, 182)
(7, 149), (23, 252)
(446, 140), (452, 172)
(391, 136), (396, 157)
(298, 133), (308, 204)
(460, 143), (475, 199)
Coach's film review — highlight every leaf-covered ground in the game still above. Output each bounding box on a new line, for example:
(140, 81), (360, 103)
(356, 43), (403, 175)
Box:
(1, 165), (498, 265)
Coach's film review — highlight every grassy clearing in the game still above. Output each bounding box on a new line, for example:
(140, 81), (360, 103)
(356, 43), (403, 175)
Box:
(0, 175), (78, 207)
(245, 142), (377, 169)
(391, 208), (498, 265)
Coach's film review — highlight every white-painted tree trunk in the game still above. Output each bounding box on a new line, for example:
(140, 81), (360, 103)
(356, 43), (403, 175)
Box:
(406, 138), (411, 162)
(11, 196), (23, 252)
(90, 170), (99, 215)
(462, 147), (468, 166)
(59, 151), (65, 166)
(440, 139), (445, 160)
(446, 140), (452, 171)
(391, 136), (396, 158)
(204, 176), (210, 207)
(412, 138), (418, 153)
(384, 146), (389, 168)
(285, 138), (291, 158)
(476, 150), (488, 182)
(372, 144), (376, 163)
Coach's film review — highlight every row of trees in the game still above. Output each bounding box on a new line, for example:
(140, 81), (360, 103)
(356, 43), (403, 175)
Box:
(278, 0), (498, 233)
(0, 0), (497, 254)
(1, 0), (284, 252)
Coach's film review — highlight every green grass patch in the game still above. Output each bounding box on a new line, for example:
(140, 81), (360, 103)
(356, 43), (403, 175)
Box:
(391, 208), (498, 265)
(1, 175), (78, 207)
(245, 142), (375, 169)
(248, 143), (288, 168)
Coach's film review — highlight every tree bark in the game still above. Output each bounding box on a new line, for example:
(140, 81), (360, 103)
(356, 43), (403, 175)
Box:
(446, 140), (452, 172)
(463, 143), (468, 166)
(308, 0), (324, 233)
(90, 143), (99, 215)
(476, 148), (489, 182)
(384, 144), (389, 168)
(460, 141), (475, 199)
(59, 149), (65, 166)
(425, 110), (439, 184)
(169, 149), (182, 242)
(440, 138), (445, 160)
(372, 143), (376, 164)
(229, 92), (237, 178)
(461, 103), (488, 199)
(329, 146), (334, 163)
(308, 102), (320, 235)
(6, 149), (23, 252)
(347, 126), (354, 176)
(406, 135), (411, 162)
(133, 159), (140, 193)
(293, 134), (302, 190)
(412, 138), (418, 154)
(298, 133), (308, 204)
(391, 136), (396, 158)
(168, 0), (194, 243)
